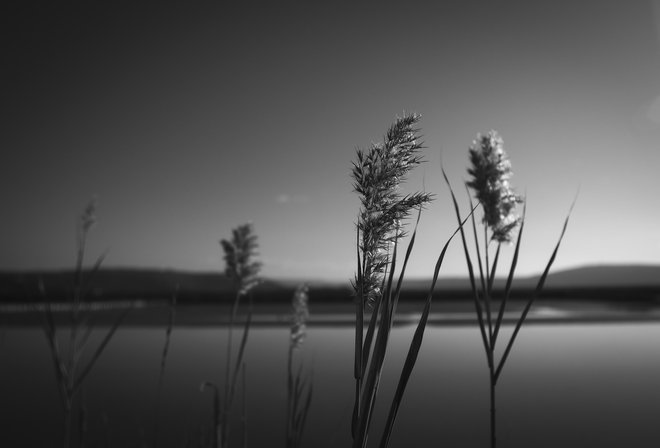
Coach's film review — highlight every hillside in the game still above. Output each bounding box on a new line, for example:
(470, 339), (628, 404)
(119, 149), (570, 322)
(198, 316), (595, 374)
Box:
(1, 264), (659, 304)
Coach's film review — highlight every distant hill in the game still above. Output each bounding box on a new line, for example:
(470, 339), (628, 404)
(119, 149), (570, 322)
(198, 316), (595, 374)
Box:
(0, 268), (351, 304)
(1, 264), (659, 303)
(541, 265), (660, 288)
(403, 264), (660, 301)
(402, 264), (660, 289)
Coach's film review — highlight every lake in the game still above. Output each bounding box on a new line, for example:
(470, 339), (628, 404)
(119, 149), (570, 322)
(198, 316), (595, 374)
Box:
(2, 300), (660, 447)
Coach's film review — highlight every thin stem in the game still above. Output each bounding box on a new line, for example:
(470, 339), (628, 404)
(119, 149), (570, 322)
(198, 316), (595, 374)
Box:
(228, 295), (253, 420)
(353, 239), (400, 448)
(490, 368), (496, 448)
(64, 397), (72, 448)
(153, 289), (177, 448)
(242, 363), (247, 448)
(287, 344), (293, 446)
(495, 198), (575, 382)
(379, 217), (467, 448)
(488, 244), (501, 295)
(442, 167), (490, 362)
(222, 291), (241, 448)
(361, 260), (390, 380)
(492, 204), (526, 348)
(467, 190), (487, 296)
(483, 225), (493, 346)
(353, 227), (363, 439)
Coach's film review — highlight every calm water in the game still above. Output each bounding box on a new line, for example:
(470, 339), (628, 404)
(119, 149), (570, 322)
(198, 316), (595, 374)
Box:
(2, 305), (660, 447)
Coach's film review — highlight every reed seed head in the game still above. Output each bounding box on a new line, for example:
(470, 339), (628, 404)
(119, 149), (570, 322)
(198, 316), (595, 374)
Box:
(220, 223), (261, 296)
(290, 284), (310, 350)
(466, 131), (523, 243)
(79, 197), (98, 234)
(351, 113), (433, 304)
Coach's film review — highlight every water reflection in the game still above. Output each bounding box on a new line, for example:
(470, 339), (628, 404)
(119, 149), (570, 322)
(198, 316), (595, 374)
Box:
(2, 313), (660, 447)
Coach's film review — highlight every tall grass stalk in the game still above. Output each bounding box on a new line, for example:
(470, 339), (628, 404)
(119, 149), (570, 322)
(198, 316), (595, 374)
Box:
(241, 362), (247, 448)
(153, 286), (178, 448)
(39, 198), (128, 448)
(443, 131), (575, 448)
(286, 284), (313, 448)
(202, 223), (260, 448)
(351, 113), (472, 448)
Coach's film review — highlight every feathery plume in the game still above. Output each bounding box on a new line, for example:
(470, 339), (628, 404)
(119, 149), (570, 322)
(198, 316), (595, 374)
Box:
(466, 131), (523, 243)
(351, 112), (433, 304)
(290, 284), (310, 350)
(220, 223), (261, 296)
(80, 197), (98, 233)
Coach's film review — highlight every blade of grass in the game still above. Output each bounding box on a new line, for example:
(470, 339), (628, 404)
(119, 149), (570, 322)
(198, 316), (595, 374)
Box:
(388, 207), (422, 323)
(287, 346), (293, 445)
(297, 376), (313, 448)
(355, 217), (421, 448)
(361, 257), (392, 378)
(80, 250), (108, 300)
(353, 225), (363, 439)
(228, 294), (253, 412)
(353, 238), (399, 448)
(153, 286), (178, 448)
(379, 215), (468, 448)
(488, 244), (501, 295)
(200, 382), (221, 448)
(42, 306), (68, 410)
(75, 322), (95, 356)
(354, 297), (379, 440)
(466, 190), (492, 351)
(483, 224), (493, 346)
(466, 188), (488, 300)
(39, 284), (67, 401)
(73, 307), (129, 393)
(355, 266), (389, 436)
(442, 165), (490, 363)
(492, 202), (526, 348)
(361, 275), (385, 378)
(242, 363), (247, 448)
(495, 197), (575, 382)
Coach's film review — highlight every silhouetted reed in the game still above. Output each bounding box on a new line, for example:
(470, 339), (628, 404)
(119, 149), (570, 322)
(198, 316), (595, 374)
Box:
(443, 131), (575, 448)
(286, 284), (313, 448)
(202, 223), (260, 448)
(350, 113), (469, 448)
(39, 198), (128, 448)
(153, 286), (178, 448)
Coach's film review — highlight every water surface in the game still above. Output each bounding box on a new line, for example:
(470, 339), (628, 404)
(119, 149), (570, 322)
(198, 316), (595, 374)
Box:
(2, 302), (660, 447)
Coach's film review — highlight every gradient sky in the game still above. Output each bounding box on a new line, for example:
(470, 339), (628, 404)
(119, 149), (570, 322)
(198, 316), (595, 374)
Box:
(2, 1), (660, 281)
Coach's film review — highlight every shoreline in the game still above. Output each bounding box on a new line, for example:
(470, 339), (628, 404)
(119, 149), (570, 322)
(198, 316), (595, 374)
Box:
(3, 298), (660, 327)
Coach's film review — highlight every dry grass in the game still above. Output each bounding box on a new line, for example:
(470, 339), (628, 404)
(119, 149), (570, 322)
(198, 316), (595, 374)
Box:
(201, 223), (260, 448)
(443, 131), (575, 448)
(350, 113), (470, 448)
(286, 284), (313, 448)
(39, 198), (128, 448)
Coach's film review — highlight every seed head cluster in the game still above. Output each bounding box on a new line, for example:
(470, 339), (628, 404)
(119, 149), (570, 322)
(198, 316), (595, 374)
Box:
(290, 284), (310, 350)
(79, 197), (98, 234)
(351, 113), (433, 305)
(466, 131), (523, 243)
(220, 223), (261, 296)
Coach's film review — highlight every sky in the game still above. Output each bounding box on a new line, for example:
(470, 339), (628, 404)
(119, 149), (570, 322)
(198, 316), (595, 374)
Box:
(2, 0), (660, 281)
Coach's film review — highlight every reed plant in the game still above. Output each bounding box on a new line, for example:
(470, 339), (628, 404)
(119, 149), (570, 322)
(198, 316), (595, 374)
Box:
(350, 113), (471, 448)
(202, 223), (260, 448)
(153, 286), (178, 448)
(39, 198), (129, 448)
(443, 131), (574, 448)
(286, 284), (313, 448)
